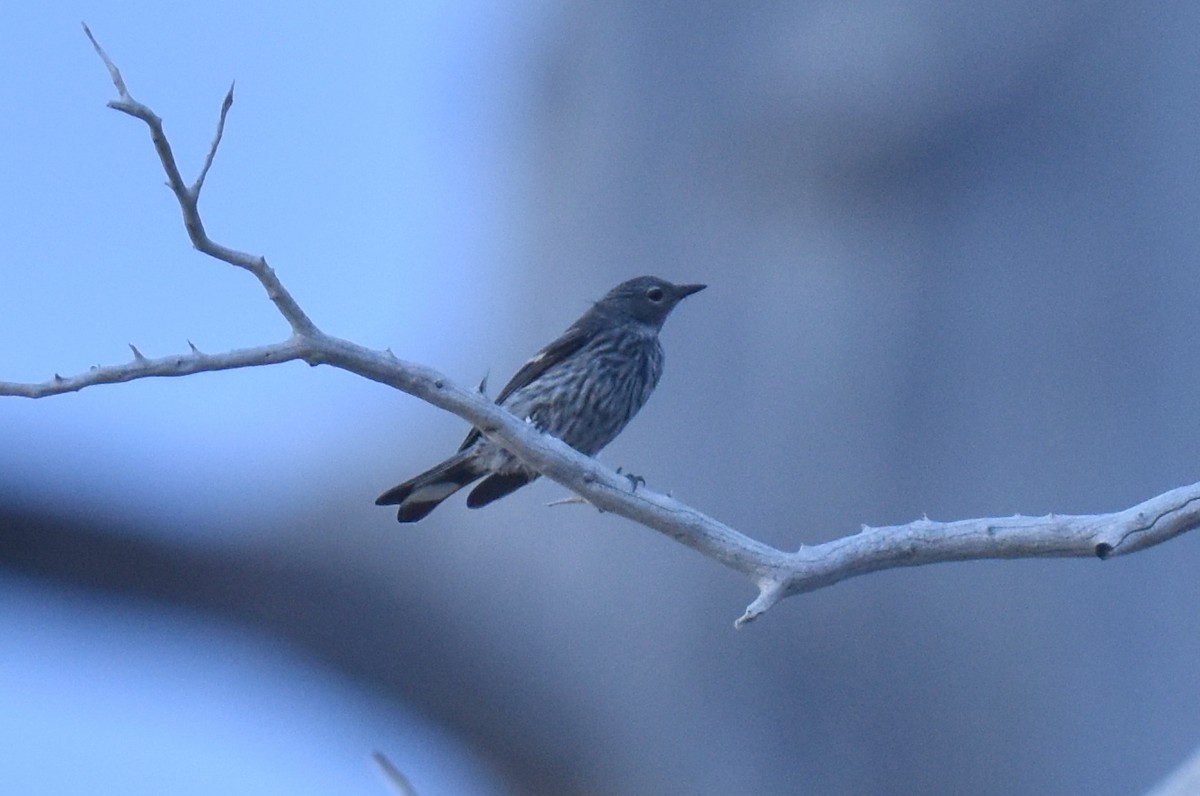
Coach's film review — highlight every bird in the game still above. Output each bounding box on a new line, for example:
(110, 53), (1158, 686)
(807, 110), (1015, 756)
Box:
(376, 276), (706, 522)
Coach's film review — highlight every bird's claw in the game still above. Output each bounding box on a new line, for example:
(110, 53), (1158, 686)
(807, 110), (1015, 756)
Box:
(616, 466), (646, 492)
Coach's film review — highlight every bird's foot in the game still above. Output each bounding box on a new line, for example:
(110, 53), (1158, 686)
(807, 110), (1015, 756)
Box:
(616, 467), (646, 492)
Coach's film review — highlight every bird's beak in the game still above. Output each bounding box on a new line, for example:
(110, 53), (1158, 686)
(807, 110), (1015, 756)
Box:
(675, 283), (707, 299)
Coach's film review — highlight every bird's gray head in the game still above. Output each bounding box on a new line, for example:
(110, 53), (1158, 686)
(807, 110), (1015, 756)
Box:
(595, 276), (706, 329)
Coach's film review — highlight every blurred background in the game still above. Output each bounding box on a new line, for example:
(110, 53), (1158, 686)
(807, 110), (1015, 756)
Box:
(3, 2), (1200, 794)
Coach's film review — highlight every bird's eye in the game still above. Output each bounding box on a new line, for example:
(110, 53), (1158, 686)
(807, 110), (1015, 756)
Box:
(646, 287), (665, 303)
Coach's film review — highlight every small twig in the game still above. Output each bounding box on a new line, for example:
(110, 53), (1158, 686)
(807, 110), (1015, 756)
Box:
(81, 23), (128, 99)
(547, 495), (588, 508)
(192, 82), (234, 200)
(372, 751), (418, 796)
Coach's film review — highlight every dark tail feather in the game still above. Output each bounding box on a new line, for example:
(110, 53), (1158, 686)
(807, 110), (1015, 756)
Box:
(376, 451), (484, 523)
(466, 472), (539, 509)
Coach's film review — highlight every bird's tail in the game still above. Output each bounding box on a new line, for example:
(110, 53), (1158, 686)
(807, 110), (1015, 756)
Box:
(375, 450), (485, 523)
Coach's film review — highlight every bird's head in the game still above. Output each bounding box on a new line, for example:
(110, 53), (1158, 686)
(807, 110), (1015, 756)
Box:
(597, 276), (706, 329)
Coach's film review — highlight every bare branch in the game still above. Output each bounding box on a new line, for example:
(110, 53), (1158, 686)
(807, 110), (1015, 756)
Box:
(79, 23), (316, 338)
(5, 27), (1198, 628)
(732, 483), (1200, 627)
(192, 82), (234, 199)
(0, 339), (307, 397)
(82, 22), (129, 99)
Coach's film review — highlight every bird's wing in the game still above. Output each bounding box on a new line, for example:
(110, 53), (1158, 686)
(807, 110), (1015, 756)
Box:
(457, 322), (591, 451)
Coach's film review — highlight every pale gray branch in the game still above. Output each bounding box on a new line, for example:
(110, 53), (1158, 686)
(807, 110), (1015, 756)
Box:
(0, 339), (307, 397)
(734, 483), (1200, 626)
(193, 82), (234, 199)
(3, 27), (1197, 628)
(81, 22), (316, 338)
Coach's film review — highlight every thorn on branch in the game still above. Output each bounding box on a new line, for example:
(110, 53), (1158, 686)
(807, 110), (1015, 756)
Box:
(129, 343), (146, 362)
(187, 339), (202, 355)
(53, 373), (64, 382)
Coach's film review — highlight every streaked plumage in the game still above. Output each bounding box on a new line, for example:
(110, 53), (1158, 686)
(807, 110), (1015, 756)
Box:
(376, 276), (705, 522)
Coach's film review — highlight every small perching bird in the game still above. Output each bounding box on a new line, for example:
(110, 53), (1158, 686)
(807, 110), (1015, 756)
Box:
(376, 276), (706, 522)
